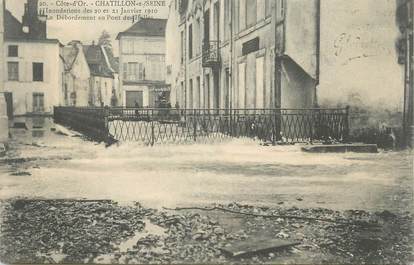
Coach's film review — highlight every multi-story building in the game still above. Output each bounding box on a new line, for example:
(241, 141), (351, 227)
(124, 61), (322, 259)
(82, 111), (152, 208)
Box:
(397, 0), (414, 147)
(117, 18), (169, 108)
(0, 0), (8, 142)
(62, 41), (91, 107)
(83, 43), (119, 107)
(62, 41), (120, 107)
(3, 0), (64, 116)
(166, 0), (320, 110)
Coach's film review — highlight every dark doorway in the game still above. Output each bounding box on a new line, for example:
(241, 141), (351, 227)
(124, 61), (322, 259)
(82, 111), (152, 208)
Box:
(4, 92), (13, 119)
(205, 74), (210, 109)
(213, 71), (220, 109)
(224, 68), (230, 111)
(126, 91), (143, 108)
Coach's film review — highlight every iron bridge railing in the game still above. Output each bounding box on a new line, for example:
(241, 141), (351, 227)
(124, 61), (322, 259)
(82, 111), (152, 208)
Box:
(53, 107), (350, 146)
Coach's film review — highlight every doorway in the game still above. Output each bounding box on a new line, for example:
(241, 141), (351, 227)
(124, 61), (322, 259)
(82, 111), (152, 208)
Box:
(126, 91), (143, 108)
(4, 92), (13, 119)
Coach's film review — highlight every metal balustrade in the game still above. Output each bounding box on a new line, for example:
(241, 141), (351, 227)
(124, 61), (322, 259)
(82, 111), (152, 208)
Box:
(202, 40), (220, 67)
(54, 107), (350, 146)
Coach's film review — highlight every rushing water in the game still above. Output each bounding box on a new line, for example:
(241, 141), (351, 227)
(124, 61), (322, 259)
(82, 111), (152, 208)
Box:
(0, 117), (412, 213)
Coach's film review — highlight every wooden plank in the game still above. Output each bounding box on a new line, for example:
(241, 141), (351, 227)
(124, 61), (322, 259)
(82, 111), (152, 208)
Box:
(220, 238), (301, 258)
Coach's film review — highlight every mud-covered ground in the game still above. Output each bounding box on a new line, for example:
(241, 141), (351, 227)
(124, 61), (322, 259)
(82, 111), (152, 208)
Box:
(0, 200), (412, 264)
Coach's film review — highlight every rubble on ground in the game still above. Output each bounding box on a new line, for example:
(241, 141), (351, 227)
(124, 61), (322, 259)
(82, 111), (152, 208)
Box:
(0, 200), (412, 264)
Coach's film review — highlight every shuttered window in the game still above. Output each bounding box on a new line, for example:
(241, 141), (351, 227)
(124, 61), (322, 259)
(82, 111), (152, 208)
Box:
(8, 62), (19, 81)
(33, 62), (44, 82)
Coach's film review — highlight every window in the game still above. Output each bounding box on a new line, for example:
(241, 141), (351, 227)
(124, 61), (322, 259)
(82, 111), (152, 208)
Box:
(265, 0), (272, 18)
(180, 30), (184, 64)
(224, 0), (230, 41)
(189, 24), (193, 59)
(196, 18), (201, 55)
(127, 62), (137, 80)
(255, 56), (265, 108)
(277, 0), (284, 20)
(123, 63), (127, 80)
(33, 93), (44, 112)
(189, 79), (193, 108)
(33, 63), (44, 81)
(8, 45), (18, 57)
(238, 63), (246, 108)
(204, 9), (210, 43)
(246, 0), (257, 27)
(7, 62), (19, 81)
(196, 76), (201, 108)
(64, 84), (68, 100)
(126, 62), (144, 81)
(239, 0), (246, 31)
(213, 1), (220, 39)
(133, 40), (140, 54)
(122, 40), (134, 54)
(180, 81), (185, 107)
(242, 37), (260, 55)
(205, 74), (210, 109)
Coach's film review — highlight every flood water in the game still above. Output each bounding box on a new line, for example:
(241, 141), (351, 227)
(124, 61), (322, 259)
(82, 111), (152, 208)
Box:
(0, 117), (412, 213)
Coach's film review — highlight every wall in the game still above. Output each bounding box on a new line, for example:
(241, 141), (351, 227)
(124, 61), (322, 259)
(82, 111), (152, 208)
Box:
(165, 0), (182, 106)
(122, 85), (149, 107)
(280, 59), (316, 108)
(319, 0), (403, 112)
(285, 0), (318, 80)
(233, 1), (275, 109)
(63, 44), (90, 106)
(316, 0), (405, 145)
(0, 0), (8, 142)
(119, 35), (166, 107)
(90, 75), (114, 107)
(166, 0), (318, 111)
(3, 41), (62, 115)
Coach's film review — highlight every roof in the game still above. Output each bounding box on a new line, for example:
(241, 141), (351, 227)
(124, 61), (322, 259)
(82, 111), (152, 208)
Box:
(62, 44), (80, 71)
(116, 18), (167, 39)
(83, 44), (114, 78)
(4, 8), (62, 45)
(4, 9), (25, 40)
(104, 47), (119, 73)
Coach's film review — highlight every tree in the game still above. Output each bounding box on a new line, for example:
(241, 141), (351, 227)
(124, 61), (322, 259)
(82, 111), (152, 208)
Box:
(98, 30), (112, 48)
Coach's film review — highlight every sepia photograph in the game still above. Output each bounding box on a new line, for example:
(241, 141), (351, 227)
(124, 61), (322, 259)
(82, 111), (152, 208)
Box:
(0, 0), (413, 264)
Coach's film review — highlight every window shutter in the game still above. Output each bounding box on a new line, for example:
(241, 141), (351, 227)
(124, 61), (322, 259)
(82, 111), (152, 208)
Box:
(123, 63), (127, 80)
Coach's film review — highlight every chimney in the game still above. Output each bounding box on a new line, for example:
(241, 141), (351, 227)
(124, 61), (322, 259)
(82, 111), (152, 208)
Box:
(22, 0), (47, 39)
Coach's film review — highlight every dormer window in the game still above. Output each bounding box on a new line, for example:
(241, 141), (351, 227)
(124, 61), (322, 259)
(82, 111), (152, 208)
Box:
(22, 26), (29, 34)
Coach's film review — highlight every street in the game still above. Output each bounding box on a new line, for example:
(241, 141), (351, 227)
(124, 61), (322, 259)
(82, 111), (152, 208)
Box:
(0, 117), (413, 264)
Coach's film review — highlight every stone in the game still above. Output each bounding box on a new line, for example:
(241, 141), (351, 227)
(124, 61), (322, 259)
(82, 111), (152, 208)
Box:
(213, 227), (225, 235)
(276, 231), (290, 239)
(219, 238), (300, 258)
(301, 144), (378, 153)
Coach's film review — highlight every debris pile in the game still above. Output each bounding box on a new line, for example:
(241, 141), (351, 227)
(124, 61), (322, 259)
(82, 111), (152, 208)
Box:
(0, 200), (412, 264)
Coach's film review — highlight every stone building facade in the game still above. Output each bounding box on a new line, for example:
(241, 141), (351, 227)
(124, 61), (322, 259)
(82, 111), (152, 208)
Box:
(166, 0), (320, 110)
(117, 18), (169, 108)
(3, 0), (64, 116)
(396, 0), (414, 147)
